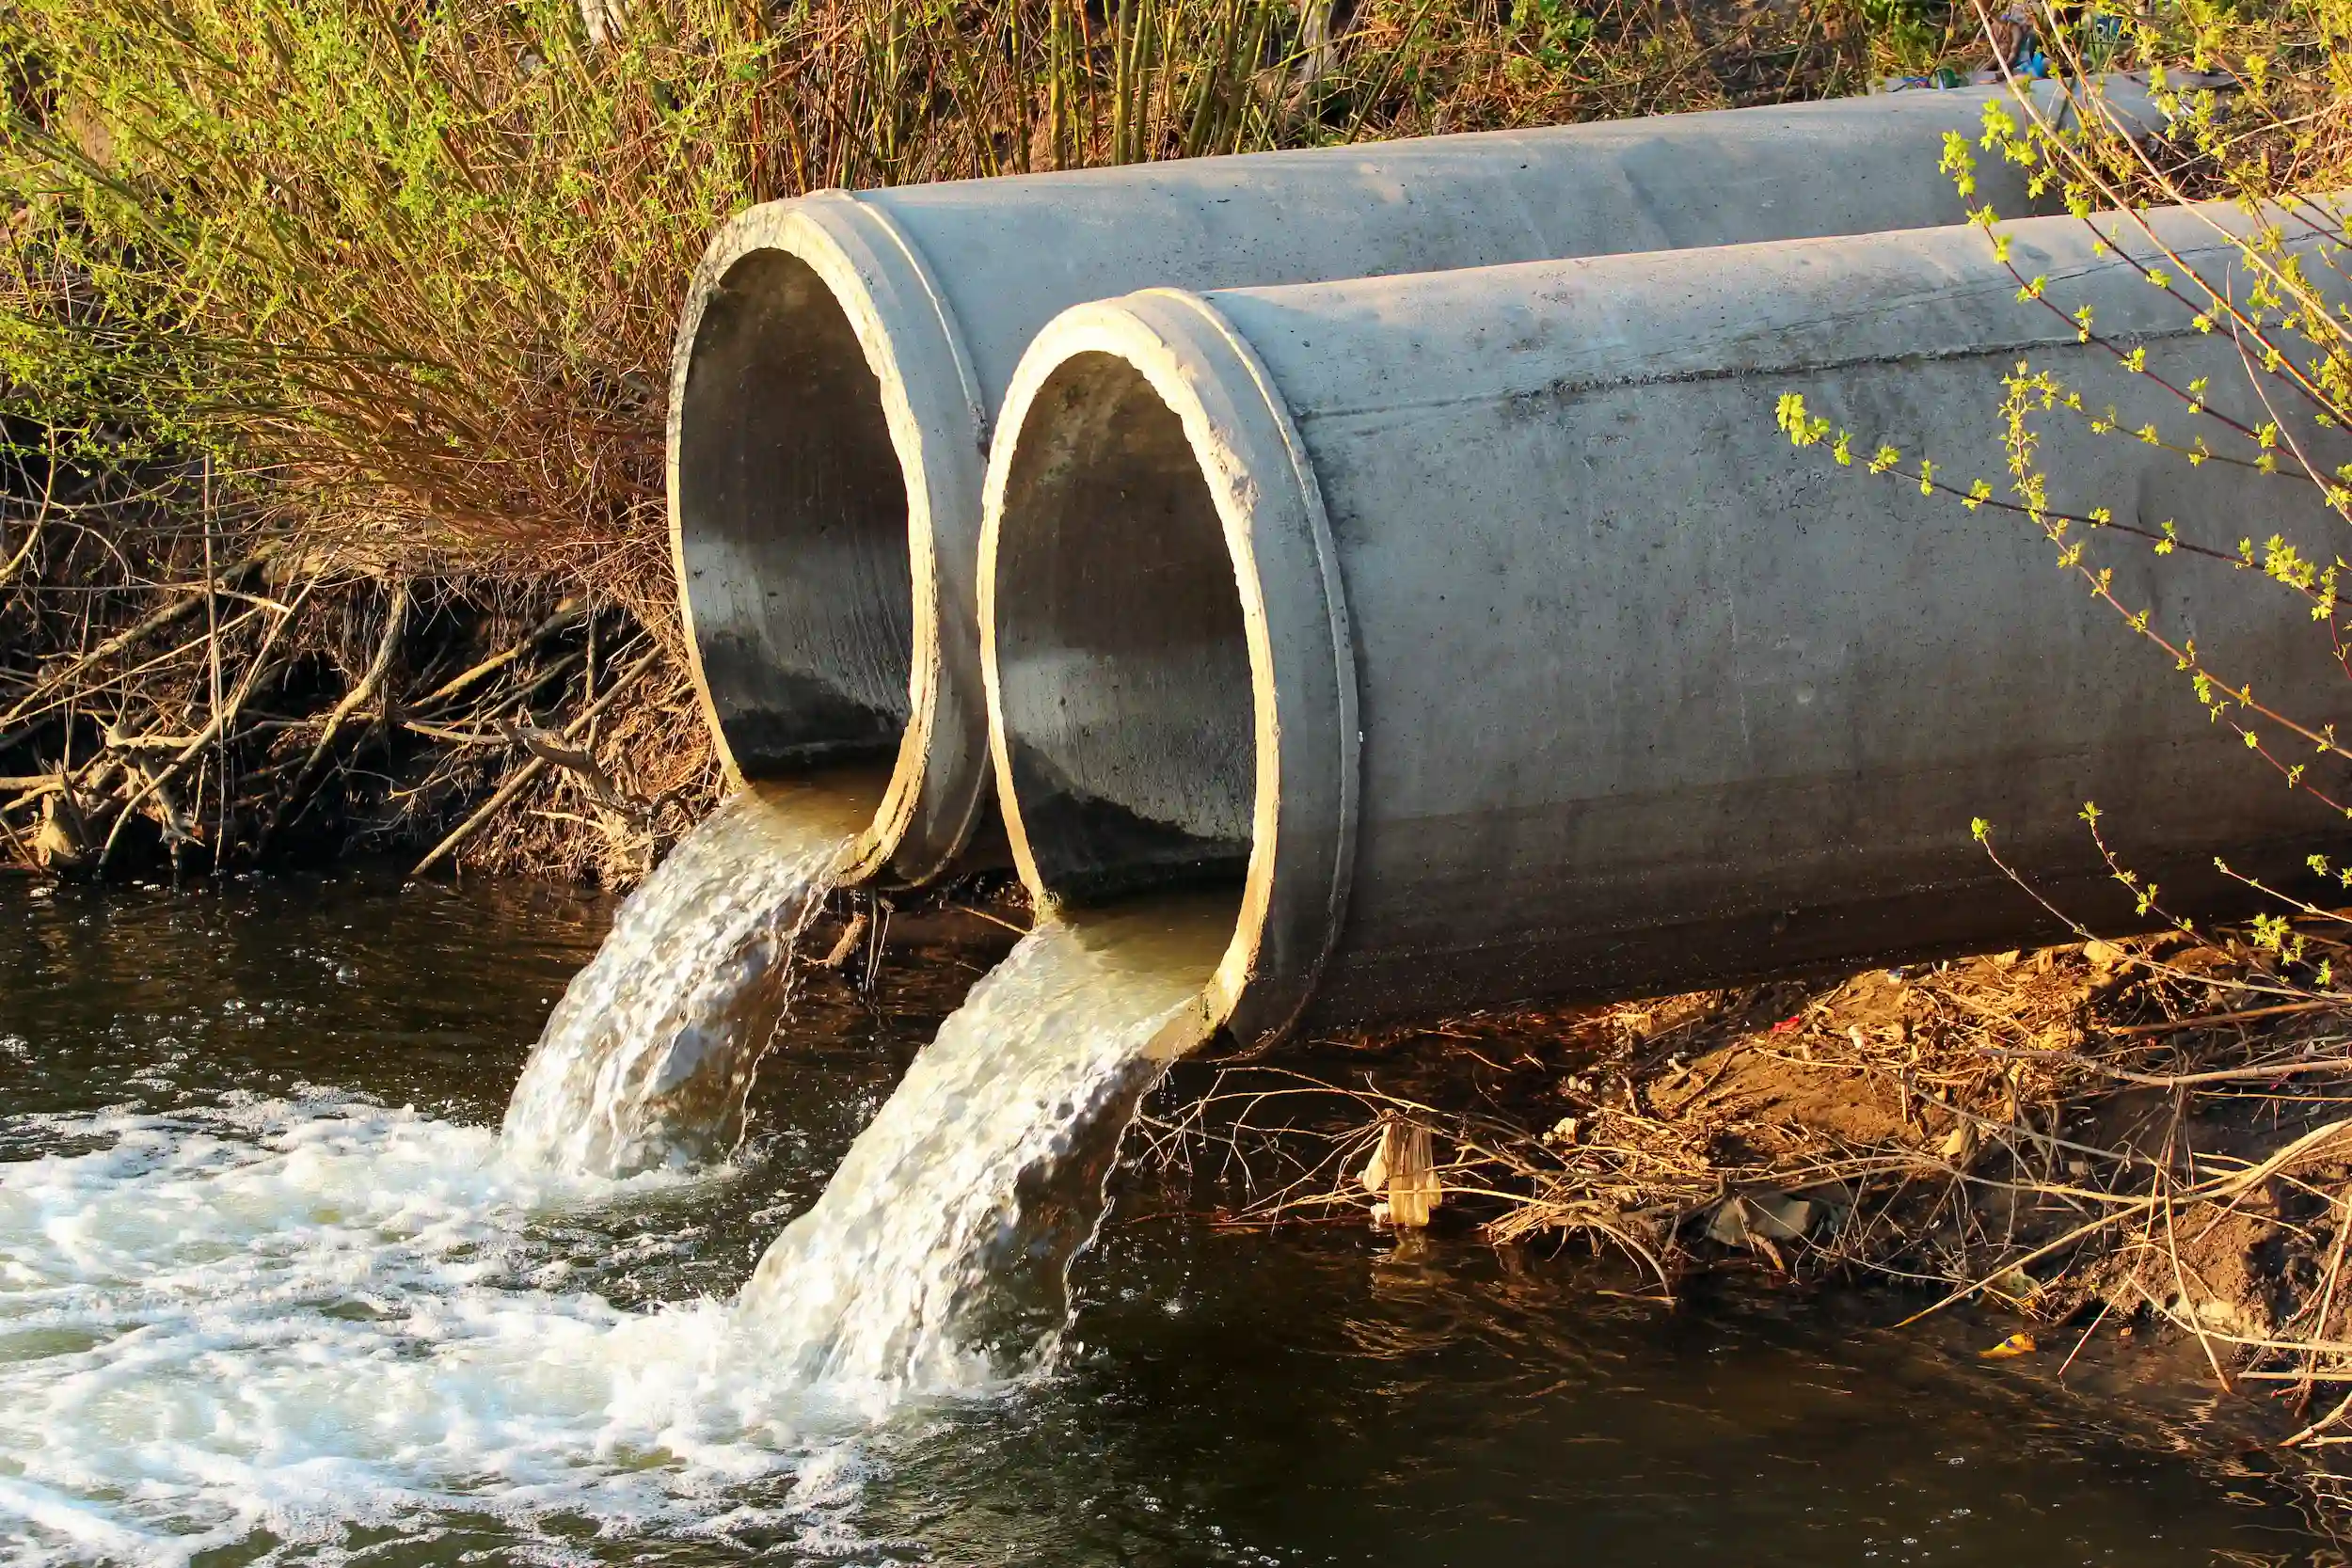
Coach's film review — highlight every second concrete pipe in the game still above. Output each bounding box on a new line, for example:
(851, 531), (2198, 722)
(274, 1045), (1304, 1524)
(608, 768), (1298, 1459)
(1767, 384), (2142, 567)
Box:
(981, 199), (2352, 1047)
(670, 82), (2153, 884)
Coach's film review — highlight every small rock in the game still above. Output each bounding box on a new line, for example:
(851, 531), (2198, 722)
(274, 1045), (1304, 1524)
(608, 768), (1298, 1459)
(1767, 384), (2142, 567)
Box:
(1708, 1191), (1817, 1247)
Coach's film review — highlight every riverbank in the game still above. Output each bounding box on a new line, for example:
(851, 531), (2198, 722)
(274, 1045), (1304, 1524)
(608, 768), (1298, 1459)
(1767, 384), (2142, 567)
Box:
(675, 875), (2352, 1539)
(1103, 913), (2352, 1532)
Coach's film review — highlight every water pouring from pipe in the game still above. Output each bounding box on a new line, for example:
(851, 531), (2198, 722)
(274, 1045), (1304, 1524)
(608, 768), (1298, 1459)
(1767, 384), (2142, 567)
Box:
(501, 778), (872, 1177)
(733, 898), (1227, 1395)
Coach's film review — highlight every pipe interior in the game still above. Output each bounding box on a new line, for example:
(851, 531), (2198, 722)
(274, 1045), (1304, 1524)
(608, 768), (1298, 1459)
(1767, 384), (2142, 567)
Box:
(994, 351), (1256, 923)
(675, 248), (914, 792)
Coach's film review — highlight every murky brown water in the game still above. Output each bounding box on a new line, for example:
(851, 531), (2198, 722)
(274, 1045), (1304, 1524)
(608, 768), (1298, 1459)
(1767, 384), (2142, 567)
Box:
(0, 871), (2326, 1565)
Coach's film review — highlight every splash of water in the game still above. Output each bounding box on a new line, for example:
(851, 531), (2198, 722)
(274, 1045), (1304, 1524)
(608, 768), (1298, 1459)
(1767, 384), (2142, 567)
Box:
(0, 1098), (880, 1565)
(501, 780), (871, 1178)
(734, 897), (1230, 1397)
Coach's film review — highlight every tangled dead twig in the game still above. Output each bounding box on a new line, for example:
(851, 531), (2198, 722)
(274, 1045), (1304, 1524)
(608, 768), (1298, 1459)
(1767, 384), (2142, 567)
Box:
(0, 466), (718, 886)
(407, 641), (670, 879)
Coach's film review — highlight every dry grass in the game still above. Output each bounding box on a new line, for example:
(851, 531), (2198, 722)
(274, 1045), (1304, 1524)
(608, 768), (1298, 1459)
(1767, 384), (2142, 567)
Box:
(0, 454), (725, 880)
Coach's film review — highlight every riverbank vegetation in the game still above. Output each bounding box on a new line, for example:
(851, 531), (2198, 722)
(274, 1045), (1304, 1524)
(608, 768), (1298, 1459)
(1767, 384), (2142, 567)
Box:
(2, 0), (2069, 879)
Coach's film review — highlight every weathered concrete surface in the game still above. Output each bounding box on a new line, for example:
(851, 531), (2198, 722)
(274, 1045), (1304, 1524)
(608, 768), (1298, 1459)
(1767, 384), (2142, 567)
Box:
(981, 199), (2352, 1046)
(670, 80), (2157, 886)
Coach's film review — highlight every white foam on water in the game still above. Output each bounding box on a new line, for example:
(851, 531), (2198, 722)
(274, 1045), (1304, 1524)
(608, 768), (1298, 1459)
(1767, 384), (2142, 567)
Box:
(501, 780), (873, 1179)
(0, 1097), (899, 1566)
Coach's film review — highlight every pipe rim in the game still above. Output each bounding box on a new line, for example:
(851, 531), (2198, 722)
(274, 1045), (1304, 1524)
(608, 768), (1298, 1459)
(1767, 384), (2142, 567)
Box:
(666, 192), (992, 886)
(981, 290), (1359, 1047)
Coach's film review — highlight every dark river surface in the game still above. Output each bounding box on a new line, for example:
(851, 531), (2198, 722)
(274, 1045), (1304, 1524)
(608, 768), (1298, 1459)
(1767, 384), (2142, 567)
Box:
(0, 873), (2326, 1565)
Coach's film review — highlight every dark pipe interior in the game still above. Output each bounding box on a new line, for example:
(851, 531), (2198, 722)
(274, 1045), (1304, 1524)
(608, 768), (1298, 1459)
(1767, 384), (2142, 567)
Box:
(675, 249), (914, 785)
(993, 352), (1256, 909)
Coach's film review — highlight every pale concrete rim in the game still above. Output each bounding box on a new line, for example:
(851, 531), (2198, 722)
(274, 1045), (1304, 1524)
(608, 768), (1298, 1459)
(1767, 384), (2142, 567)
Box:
(665, 192), (992, 886)
(980, 289), (1359, 1046)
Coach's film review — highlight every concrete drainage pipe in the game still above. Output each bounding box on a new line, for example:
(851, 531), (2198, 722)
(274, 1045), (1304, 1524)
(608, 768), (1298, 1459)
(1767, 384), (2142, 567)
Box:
(980, 199), (2352, 1049)
(669, 81), (2157, 886)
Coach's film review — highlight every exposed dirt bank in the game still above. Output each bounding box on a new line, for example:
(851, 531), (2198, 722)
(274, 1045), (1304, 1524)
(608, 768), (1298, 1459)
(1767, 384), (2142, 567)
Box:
(1134, 924), (2352, 1527)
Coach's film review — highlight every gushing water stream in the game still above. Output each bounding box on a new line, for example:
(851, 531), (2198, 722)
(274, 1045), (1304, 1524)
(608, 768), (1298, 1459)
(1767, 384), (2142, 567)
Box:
(734, 899), (1229, 1394)
(497, 773), (1230, 1395)
(500, 780), (870, 1177)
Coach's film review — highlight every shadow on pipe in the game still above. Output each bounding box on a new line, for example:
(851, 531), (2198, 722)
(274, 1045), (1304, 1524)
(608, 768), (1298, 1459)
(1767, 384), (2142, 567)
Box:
(980, 199), (2352, 1051)
(669, 81), (2162, 887)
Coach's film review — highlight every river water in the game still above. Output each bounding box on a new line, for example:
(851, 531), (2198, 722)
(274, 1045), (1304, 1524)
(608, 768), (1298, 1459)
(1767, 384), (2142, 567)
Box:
(0, 873), (2324, 1565)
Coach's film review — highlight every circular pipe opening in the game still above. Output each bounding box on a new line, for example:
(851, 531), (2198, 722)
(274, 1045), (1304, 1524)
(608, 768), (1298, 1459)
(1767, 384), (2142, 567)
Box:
(672, 245), (914, 822)
(987, 293), (1357, 1046)
(988, 349), (1256, 987)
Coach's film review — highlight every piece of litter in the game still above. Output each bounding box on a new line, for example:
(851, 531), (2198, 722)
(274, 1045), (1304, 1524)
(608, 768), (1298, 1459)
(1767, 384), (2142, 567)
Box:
(1383, 1121), (1443, 1228)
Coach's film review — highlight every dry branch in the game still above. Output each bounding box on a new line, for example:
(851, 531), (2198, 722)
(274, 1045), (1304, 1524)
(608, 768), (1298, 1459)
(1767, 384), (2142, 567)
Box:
(407, 642), (661, 879)
(262, 579), (410, 848)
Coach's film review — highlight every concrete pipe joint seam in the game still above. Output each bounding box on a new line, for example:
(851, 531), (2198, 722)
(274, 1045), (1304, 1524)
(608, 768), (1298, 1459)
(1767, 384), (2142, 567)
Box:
(980, 198), (2352, 1053)
(667, 79), (2165, 889)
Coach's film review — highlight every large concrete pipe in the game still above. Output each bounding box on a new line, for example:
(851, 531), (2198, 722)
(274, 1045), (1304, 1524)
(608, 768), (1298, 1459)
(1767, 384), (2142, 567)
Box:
(670, 80), (2161, 885)
(979, 199), (2352, 1047)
